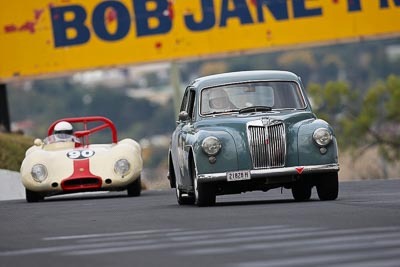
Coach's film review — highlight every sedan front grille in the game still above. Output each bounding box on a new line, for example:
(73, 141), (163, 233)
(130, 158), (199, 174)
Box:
(248, 121), (286, 169)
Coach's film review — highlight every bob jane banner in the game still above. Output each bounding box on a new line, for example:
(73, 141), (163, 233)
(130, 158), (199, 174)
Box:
(1, 0), (399, 81)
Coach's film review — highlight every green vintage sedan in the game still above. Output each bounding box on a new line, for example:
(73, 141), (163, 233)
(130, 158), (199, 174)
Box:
(168, 70), (339, 206)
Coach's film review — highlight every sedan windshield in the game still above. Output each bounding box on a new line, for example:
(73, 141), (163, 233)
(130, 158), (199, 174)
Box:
(201, 81), (306, 115)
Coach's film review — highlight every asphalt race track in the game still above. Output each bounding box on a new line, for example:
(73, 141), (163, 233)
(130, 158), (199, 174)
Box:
(1, 179), (400, 267)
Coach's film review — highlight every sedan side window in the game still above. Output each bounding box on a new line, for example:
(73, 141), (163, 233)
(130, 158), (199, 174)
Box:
(187, 90), (196, 120)
(178, 88), (196, 122)
(180, 88), (189, 113)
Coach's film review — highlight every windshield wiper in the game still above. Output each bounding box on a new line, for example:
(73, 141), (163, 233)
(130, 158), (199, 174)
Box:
(239, 106), (272, 114)
(204, 109), (239, 115)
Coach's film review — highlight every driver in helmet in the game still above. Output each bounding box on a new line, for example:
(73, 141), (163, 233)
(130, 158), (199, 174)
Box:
(208, 89), (236, 111)
(49, 121), (80, 144)
(54, 121), (73, 136)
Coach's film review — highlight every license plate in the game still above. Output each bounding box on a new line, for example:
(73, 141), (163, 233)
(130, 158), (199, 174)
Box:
(227, 170), (251, 182)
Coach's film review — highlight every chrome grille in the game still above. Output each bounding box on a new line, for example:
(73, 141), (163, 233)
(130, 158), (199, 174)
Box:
(248, 121), (286, 169)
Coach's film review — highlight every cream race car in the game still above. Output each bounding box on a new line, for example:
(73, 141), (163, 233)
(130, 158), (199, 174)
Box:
(20, 116), (143, 202)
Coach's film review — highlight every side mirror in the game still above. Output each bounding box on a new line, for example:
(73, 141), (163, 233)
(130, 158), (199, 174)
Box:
(34, 138), (43, 146)
(178, 111), (189, 122)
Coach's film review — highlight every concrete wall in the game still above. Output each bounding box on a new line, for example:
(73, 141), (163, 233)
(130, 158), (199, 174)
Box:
(0, 169), (25, 200)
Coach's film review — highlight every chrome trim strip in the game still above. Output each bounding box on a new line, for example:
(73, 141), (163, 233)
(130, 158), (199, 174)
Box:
(197, 164), (340, 181)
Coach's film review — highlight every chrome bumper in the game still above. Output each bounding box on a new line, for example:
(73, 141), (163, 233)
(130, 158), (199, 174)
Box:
(197, 163), (339, 182)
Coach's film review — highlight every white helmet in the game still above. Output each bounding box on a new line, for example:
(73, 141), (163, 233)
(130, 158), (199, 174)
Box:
(54, 121), (73, 135)
(209, 89), (230, 109)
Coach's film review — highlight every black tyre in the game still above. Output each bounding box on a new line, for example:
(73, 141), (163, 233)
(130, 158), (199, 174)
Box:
(127, 176), (142, 197)
(291, 179), (312, 201)
(25, 189), (44, 203)
(194, 178), (216, 207)
(168, 154), (176, 189)
(316, 172), (339, 201)
(192, 159), (216, 207)
(176, 185), (195, 205)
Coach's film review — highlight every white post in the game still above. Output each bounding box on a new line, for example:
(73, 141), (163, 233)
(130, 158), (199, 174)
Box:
(171, 61), (182, 117)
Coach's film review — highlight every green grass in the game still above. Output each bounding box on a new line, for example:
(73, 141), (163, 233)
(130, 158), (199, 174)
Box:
(0, 133), (33, 172)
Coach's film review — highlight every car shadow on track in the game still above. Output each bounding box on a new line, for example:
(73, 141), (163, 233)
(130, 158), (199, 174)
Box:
(214, 198), (320, 207)
(166, 198), (320, 208)
(27, 191), (144, 203)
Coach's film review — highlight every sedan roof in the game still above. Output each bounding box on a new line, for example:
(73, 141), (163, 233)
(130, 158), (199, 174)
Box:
(189, 70), (300, 90)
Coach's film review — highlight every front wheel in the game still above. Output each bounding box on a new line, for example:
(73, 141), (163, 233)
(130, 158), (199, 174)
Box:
(176, 180), (195, 205)
(25, 189), (44, 203)
(127, 176), (142, 197)
(188, 159), (215, 207)
(194, 177), (216, 207)
(316, 173), (339, 201)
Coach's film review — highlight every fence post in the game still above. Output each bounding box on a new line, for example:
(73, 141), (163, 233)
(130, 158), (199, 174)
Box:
(171, 62), (182, 117)
(0, 83), (11, 133)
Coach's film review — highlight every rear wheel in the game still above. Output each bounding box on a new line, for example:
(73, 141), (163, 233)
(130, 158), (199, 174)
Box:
(25, 189), (44, 203)
(291, 179), (312, 201)
(127, 176), (141, 197)
(316, 172), (339, 201)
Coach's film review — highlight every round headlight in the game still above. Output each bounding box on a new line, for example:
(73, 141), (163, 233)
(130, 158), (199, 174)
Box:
(31, 164), (48, 183)
(313, 128), (332, 146)
(114, 159), (130, 176)
(202, 136), (222, 156)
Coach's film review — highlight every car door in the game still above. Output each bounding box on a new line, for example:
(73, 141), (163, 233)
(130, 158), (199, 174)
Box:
(175, 87), (196, 189)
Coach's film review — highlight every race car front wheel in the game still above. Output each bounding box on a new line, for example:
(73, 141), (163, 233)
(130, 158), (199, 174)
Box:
(25, 189), (44, 203)
(127, 176), (142, 197)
